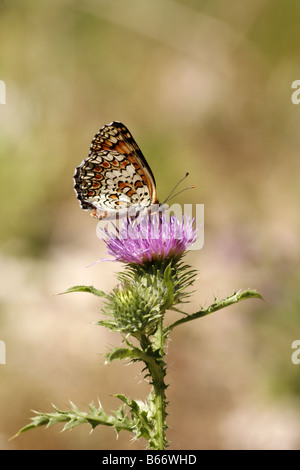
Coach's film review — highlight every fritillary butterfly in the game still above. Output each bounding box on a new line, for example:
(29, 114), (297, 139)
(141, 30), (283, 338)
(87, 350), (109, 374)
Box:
(74, 121), (158, 220)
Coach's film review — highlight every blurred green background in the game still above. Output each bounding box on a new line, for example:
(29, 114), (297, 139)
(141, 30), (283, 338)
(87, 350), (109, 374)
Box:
(1, 0), (300, 450)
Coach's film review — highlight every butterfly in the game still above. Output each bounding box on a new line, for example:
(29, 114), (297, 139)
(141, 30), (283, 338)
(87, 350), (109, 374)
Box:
(74, 121), (159, 220)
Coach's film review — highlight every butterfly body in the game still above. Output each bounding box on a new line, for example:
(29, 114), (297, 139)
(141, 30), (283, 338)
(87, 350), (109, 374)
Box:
(74, 121), (158, 220)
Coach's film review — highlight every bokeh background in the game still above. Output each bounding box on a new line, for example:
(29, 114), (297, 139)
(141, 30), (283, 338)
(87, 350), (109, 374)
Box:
(0, 0), (300, 450)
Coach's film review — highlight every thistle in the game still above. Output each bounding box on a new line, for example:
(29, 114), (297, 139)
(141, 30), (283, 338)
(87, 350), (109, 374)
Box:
(15, 212), (261, 449)
(101, 212), (198, 265)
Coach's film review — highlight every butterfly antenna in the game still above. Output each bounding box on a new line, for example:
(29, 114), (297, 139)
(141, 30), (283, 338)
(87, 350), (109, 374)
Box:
(163, 172), (195, 204)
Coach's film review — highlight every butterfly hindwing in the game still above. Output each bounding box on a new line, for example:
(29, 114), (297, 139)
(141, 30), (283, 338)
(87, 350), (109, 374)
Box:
(74, 122), (158, 219)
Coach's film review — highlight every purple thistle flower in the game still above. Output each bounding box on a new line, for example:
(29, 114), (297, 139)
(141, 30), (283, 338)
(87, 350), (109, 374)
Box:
(101, 213), (198, 266)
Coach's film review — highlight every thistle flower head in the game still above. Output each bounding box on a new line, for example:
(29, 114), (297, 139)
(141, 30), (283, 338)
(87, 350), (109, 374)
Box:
(97, 212), (199, 335)
(102, 212), (198, 267)
(98, 262), (197, 335)
(100, 277), (165, 335)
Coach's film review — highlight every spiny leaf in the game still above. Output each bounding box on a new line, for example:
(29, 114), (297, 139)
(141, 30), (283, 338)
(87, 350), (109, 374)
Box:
(163, 263), (174, 309)
(165, 288), (263, 333)
(13, 401), (134, 438)
(105, 347), (139, 363)
(59, 285), (107, 297)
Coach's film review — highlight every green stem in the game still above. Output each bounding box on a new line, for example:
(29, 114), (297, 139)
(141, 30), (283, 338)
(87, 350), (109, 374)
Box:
(152, 370), (166, 450)
(141, 319), (167, 450)
(153, 318), (166, 450)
